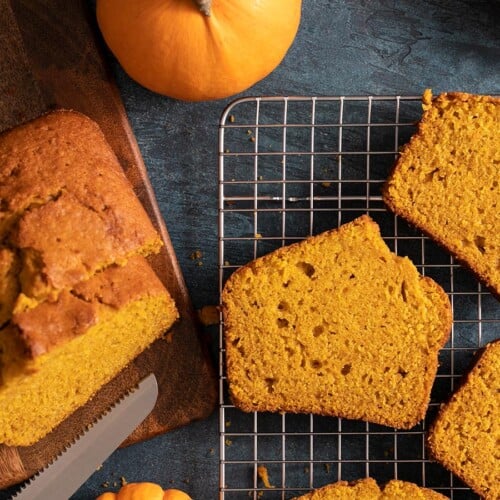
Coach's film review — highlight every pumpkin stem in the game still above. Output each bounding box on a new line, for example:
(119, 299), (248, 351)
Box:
(195, 0), (212, 16)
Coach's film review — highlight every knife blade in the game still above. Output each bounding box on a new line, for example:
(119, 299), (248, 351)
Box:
(12, 373), (158, 500)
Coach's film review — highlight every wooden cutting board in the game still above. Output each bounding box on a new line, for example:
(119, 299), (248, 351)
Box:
(0, 0), (217, 489)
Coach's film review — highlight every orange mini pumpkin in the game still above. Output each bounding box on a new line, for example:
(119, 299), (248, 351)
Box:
(96, 482), (191, 500)
(96, 0), (302, 101)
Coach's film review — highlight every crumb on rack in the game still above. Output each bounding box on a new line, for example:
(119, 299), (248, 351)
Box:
(164, 331), (174, 343)
(225, 438), (233, 446)
(255, 233), (262, 239)
(321, 181), (331, 188)
(257, 465), (275, 489)
(197, 305), (220, 326)
(229, 115), (235, 123)
(120, 476), (127, 487)
(189, 250), (203, 260)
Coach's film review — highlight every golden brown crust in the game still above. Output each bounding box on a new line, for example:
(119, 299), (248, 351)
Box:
(383, 91), (500, 299)
(11, 256), (172, 357)
(0, 110), (162, 300)
(223, 215), (451, 429)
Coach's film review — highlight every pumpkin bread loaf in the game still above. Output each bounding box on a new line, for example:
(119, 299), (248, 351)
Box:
(0, 111), (178, 446)
(292, 477), (448, 499)
(427, 340), (500, 500)
(383, 90), (500, 298)
(222, 215), (452, 429)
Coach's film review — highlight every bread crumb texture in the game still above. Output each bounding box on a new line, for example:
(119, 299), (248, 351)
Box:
(427, 340), (500, 500)
(383, 91), (500, 297)
(222, 215), (451, 429)
(0, 111), (178, 446)
(292, 477), (448, 499)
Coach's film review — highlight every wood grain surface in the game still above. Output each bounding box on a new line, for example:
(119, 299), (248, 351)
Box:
(0, 0), (217, 489)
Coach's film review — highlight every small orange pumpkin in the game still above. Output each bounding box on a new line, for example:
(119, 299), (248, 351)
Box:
(96, 482), (191, 500)
(96, 0), (302, 101)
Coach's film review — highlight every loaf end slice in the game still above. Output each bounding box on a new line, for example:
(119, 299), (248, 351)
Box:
(292, 477), (448, 499)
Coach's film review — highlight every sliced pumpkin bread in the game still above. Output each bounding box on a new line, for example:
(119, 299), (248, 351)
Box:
(292, 477), (448, 499)
(383, 90), (500, 298)
(222, 215), (452, 429)
(427, 340), (500, 500)
(0, 111), (178, 446)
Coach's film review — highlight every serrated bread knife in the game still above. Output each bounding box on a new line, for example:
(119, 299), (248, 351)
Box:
(12, 374), (158, 500)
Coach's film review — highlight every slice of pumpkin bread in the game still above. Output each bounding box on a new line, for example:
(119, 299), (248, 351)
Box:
(0, 256), (178, 446)
(383, 90), (500, 298)
(292, 477), (448, 499)
(222, 215), (451, 429)
(427, 340), (500, 500)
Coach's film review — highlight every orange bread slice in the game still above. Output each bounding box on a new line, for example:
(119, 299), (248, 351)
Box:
(383, 90), (500, 298)
(222, 215), (451, 429)
(293, 478), (447, 499)
(0, 256), (178, 446)
(427, 340), (500, 500)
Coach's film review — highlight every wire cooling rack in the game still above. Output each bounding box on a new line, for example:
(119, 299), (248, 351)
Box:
(217, 96), (499, 500)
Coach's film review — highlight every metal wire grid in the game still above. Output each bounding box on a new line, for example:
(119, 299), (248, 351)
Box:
(217, 96), (499, 500)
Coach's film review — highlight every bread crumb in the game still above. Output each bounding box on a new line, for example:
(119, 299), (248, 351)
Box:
(250, 136), (256, 143)
(321, 181), (331, 188)
(101, 482), (109, 488)
(246, 130), (252, 135)
(225, 438), (233, 446)
(164, 331), (174, 343)
(197, 305), (220, 326)
(189, 250), (203, 260)
(229, 115), (235, 123)
(224, 260), (231, 266)
(255, 233), (262, 239)
(324, 463), (331, 473)
(225, 420), (231, 427)
(209, 448), (215, 455)
(257, 465), (275, 488)
(196, 261), (203, 266)
(120, 476), (127, 486)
